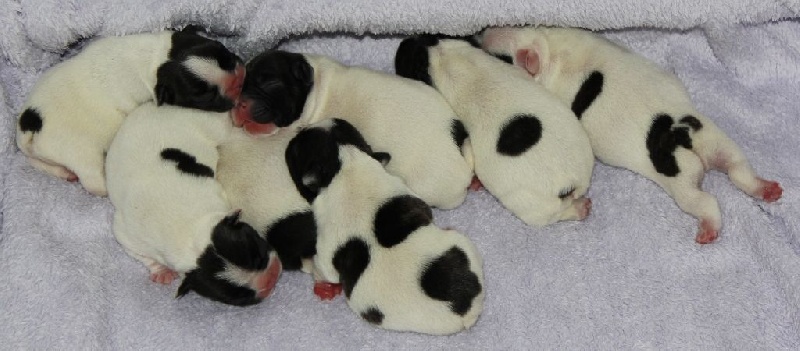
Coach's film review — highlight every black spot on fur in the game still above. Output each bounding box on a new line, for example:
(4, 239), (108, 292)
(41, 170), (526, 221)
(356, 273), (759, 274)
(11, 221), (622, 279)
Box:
(571, 71), (603, 119)
(420, 247), (481, 315)
(286, 128), (342, 202)
(493, 54), (514, 64)
(241, 50), (314, 126)
(680, 115), (703, 131)
(211, 212), (273, 271)
(395, 36), (439, 86)
(160, 148), (214, 178)
(374, 195), (433, 248)
(19, 108), (43, 133)
(266, 211), (317, 271)
(646, 114), (695, 177)
(360, 307), (384, 325)
(496, 114), (542, 156)
(176, 247), (262, 306)
(451, 119), (468, 150)
(333, 238), (371, 299)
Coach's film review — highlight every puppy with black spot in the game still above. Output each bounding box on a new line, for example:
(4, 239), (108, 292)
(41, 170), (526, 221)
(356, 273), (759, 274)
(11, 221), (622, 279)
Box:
(233, 50), (472, 210)
(479, 26), (783, 243)
(217, 127), (317, 274)
(395, 36), (595, 227)
(17, 28), (245, 196)
(106, 103), (281, 306)
(286, 119), (485, 335)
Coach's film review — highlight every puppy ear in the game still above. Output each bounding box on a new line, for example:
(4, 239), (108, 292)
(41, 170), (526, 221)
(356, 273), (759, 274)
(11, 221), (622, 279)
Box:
(211, 212), (272, 271)
(370, 152), (391, 166)
(292, 59), (313, 85)
(154, 83), (174, 106)
(176, 273), (195, 298)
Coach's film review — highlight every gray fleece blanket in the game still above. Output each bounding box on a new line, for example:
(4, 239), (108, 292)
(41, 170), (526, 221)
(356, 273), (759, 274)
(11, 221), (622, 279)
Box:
(2, 0), (800, 349)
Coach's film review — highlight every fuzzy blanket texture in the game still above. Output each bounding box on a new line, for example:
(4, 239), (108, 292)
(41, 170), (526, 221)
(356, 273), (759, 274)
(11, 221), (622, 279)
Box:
(2, 0), (800, 349)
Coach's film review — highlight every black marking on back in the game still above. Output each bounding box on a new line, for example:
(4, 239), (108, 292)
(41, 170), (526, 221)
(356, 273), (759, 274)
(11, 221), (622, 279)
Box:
(451, 119), (468, 150)
(493, 54), (514, 64)
(420, 247), (481, 316)
(394, 36), (439, 86)
(266, 211), (317, 271)
(496, 114), (542, 156)
(374, 195), (433, 248)
(19, 108), (43, 133)
(360, 307), (384, 325)
(160, 148), (214, 177)
(571, 71), (604, 119)
(332, 238), (371, 299)
(646, 114), (694, 177)
(679, 115), (703, 131)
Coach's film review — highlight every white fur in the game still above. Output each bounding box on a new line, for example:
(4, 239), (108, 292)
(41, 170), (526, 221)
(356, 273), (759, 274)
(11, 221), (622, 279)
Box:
(480, 26), (781, 241)
(106, 103), (231, 277)
(426, 39), (595, 227)
(290, 54), (473, 209)
(312, 145), (485, 335)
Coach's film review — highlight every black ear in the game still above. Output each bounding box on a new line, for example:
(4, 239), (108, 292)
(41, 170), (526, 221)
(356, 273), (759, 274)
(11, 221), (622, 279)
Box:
(211, 212), (272, 271)
(286, 128), (342, 203)
(370, 152), (391, 166)
(176, 274), (195, 298)
(154, 82), (173, 106)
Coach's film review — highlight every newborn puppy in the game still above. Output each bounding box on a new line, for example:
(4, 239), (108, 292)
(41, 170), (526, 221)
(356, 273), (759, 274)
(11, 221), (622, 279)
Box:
(217, 127), (317, 273)
(106, 103), (281, 306)
(395, 36), (594, 227)
(286, 119), (485, 335)
(479, 26), (783, 243)
(17, 28), (245, 196)
(233, 50), (472, 209)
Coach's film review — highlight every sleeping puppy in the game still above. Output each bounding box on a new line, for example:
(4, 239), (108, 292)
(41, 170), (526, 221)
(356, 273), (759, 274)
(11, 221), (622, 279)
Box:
(395, 36), (594, 227)
(479, 26), (783, 243)
(217, 127), (317, 273)
(232, 50), (472, 210)
(286, 119), (485, 335)
(106, 103), (281, 306)
(17, 28), (245, 196)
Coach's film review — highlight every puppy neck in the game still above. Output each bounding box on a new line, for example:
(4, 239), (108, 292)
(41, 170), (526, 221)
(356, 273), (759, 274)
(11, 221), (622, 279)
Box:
(296, 55), (344, 126)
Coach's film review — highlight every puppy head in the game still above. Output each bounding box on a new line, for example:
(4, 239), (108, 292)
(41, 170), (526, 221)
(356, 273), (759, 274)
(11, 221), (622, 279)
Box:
(155, 29), (245, 112)
(177, 211), (282, 306)
(232, 50), (314, 135)
(286, 119), (390, 202)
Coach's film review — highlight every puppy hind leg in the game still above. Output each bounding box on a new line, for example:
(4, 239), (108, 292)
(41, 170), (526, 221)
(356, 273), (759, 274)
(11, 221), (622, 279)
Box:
(26, 156), (78, 182)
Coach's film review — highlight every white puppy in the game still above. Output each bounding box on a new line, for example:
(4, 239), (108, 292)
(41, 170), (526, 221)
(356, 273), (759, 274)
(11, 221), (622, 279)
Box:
(286, 119), (485, 335)
(17, 28), (245, 196)
(106, 103), (281, 306)
(395, 36), (595, 227)
(232, 50), (473, 210)
(217, 127), (317, 272)
(479, 26), (783, 243)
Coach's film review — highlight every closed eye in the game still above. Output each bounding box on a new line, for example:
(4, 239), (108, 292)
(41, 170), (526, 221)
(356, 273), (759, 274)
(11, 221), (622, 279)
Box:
(558, 186), (575, 199)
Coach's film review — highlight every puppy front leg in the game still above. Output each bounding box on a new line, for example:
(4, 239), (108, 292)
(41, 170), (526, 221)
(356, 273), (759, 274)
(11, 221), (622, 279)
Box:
(26, 156), (78, 182)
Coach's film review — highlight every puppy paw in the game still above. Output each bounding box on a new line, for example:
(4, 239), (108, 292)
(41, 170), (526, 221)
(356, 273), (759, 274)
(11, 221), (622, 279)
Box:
(468, 176), (483, 191)
(757, 179), (782, 203)
(149, 266), (179, 285)
(695, 219), (719, 244)
(313, 281), (342, 301)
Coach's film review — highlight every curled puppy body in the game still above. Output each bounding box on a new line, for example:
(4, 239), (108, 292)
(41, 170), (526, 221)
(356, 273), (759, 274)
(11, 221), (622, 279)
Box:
(106, 103), (281, 306)
(286, 119), (485, 335)
(17, 28), (245, 196)
(217, 127), (317, 273)
(479, 26), (783, 243)
(395, 37), (594, 227)
(233, 50), (472, 209)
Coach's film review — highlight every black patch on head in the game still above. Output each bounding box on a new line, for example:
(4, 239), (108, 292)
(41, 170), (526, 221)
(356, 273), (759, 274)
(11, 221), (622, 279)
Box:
(332, 238), (371, 299)
(420, 247), (481, 315)
(679, 115), (703, 131)
(360, 307), (384, 325)
(19, 108), (43, 133)
(646, 114), (695, 177)
(176, 247), (261, 306)
(493, 54), (514, 64)
(265, 211), (317, 271)
(211, 212), (273, 271)
(571, 71), (603, 119)
(395, 35), (440, 86)
(373, 195), (432, 248)
(496, 114), (542, 156)
(160, 148), (214, 178)
(451, 119), (468, 150)
(285, 127), (342, 202)
(241, 50), (314, 126)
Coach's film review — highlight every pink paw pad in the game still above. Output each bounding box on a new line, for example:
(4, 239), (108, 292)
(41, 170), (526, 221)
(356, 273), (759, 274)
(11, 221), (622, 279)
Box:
(313, 281), (343, 301)
(758, 179), (782, 203)
(149, 268), (179, 285)
(468, 176), (483, 191)
(695, 220), (719, 244)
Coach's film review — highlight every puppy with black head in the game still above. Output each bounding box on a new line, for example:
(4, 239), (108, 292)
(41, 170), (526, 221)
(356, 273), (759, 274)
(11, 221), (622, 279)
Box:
(233, 50), (472, 210)
(395, 36), (594, 227)
(286, 119), (485, 335)
(478, 26), (783, 243)
(17, 27), (245, 196)
(106, 103), (281, 306)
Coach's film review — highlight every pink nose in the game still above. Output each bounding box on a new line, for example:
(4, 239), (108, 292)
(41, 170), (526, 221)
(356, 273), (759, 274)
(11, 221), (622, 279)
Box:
(254, 256), (282, 299)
